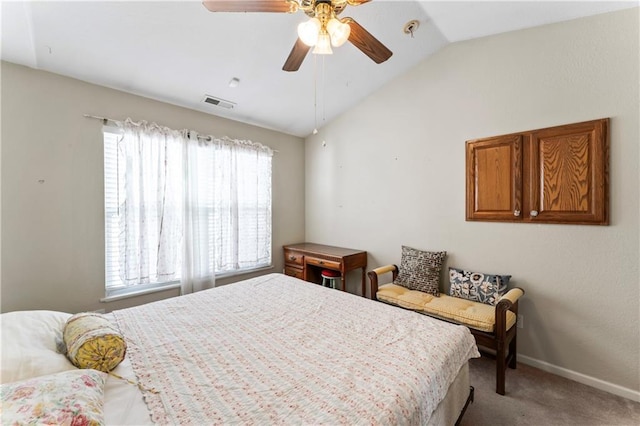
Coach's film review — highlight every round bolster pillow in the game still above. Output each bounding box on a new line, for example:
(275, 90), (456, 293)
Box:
(63, 312), (126, 372)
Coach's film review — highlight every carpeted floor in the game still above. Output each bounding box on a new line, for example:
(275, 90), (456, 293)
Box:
(459, 356), (640, 426)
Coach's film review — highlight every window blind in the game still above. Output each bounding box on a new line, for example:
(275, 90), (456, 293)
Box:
(103, 124), (272, 297)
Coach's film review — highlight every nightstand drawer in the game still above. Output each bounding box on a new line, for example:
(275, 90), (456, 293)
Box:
(305, 256), (340, 270)
(284, 249), (304, 266)
(284, 266), (303, 279)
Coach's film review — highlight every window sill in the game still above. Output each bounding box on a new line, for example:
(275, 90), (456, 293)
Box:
(100, 282), (180, 303)
(100, 265), (273, 303)
(215, 264), (274, 280)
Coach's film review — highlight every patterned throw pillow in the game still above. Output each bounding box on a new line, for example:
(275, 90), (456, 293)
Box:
(394, 246), (447, 296)
(63, 312), (127, 372)
(449, 267), (511, 306)
(0, 369), (106, 426)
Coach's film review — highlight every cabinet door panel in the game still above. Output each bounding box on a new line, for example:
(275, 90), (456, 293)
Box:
(529, 119), (608, 224)
(466, 135), (522, 221)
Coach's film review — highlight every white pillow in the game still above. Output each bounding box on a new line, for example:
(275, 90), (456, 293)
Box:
(1, 310), (76, 383)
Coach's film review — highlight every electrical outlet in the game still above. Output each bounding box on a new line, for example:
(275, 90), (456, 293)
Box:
(517, 314), (524, 329)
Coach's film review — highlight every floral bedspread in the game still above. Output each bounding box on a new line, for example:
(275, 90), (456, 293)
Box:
(113, 273), (480, 425)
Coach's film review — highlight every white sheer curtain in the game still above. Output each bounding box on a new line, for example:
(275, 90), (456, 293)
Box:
(118, 119), (184, 285)
(117, 120), (217, 295)
(110, 119), (272, 297)
(181, 131), (216, 294)
(212, 138), (273, 273)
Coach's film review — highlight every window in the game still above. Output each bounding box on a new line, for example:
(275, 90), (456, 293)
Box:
(103, 122), (272, 299)
(104, 128), (125, 293)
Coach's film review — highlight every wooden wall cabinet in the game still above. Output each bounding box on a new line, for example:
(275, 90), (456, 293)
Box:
(466, 118), (609, 225)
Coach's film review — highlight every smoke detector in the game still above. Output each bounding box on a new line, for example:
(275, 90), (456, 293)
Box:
(403, 20), (420, 37)
(202, 95), (236, 109)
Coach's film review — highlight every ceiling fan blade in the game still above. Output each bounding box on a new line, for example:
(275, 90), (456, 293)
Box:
(202, 0), (293, 13)
(282, 38), (311, 72)
(344, 18), (392, 64)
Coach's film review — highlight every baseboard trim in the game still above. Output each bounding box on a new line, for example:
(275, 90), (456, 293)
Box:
(519, 355), (640, 402)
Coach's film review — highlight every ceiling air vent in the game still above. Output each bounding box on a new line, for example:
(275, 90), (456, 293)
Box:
(202, 95), (236, 109)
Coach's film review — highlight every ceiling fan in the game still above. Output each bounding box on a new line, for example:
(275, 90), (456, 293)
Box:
(202, 0), (393, 72)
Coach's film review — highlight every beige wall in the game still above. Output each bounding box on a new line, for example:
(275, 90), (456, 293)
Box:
(0, 61), (305, 313)
(1, 6), (638, 401)
(305, 9), (639, 398)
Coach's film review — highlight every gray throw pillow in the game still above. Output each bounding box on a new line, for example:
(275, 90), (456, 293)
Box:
(394, 246), (446, 296)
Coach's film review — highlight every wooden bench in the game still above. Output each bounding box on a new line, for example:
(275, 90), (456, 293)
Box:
(368, 264), (525, 395)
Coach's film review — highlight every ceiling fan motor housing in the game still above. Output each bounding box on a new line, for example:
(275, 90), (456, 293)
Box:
(301, 0), (347, 18)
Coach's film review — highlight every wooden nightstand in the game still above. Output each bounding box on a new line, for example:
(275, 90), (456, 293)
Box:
(283, 242), (367, 295)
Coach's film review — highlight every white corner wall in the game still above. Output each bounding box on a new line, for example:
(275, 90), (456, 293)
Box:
(305, 9), (639, 398)
(1, 62), (305, 313)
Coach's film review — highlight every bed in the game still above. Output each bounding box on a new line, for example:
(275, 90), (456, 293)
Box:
(1, 273), (480, 425)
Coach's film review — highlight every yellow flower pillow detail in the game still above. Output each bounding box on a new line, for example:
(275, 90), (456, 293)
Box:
(63, 312), (127, 372)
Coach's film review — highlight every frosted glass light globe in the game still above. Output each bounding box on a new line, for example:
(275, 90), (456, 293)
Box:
(327, 18), (350, 47)
(297, 18), (321, 46)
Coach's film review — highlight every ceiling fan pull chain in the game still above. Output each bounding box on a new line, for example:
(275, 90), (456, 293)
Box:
(322, 55), (327, 124)
(313, 53), (318, 134)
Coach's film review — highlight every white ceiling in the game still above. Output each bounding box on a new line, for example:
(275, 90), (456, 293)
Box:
(2, 1), (637, 137)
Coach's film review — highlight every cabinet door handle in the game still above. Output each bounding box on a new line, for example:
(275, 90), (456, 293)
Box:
(514, 210), (521, 217)
(530, 210), (539, 217)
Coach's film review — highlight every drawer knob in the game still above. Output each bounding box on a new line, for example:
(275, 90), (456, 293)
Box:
(289, 256), (296, 261)
(530, 210), (539, 217)
(514, 209), (520, 217)
(319, 260), (324, 265)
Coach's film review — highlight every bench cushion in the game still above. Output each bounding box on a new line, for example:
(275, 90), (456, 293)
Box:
(377, 283), (516, 333)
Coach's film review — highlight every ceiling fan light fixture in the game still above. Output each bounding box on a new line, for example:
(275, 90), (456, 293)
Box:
(298, 18), (321, 46)
(313, 32), (333, 55)
(203, 0), (392, 71)
(327, 18), (350, 47)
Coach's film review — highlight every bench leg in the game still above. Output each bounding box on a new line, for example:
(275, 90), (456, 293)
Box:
(496, 341), (506, 395)
(508, 334), (517, 369)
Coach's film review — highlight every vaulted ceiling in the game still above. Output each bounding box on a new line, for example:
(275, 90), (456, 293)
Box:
(2, 1), (636, 137)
